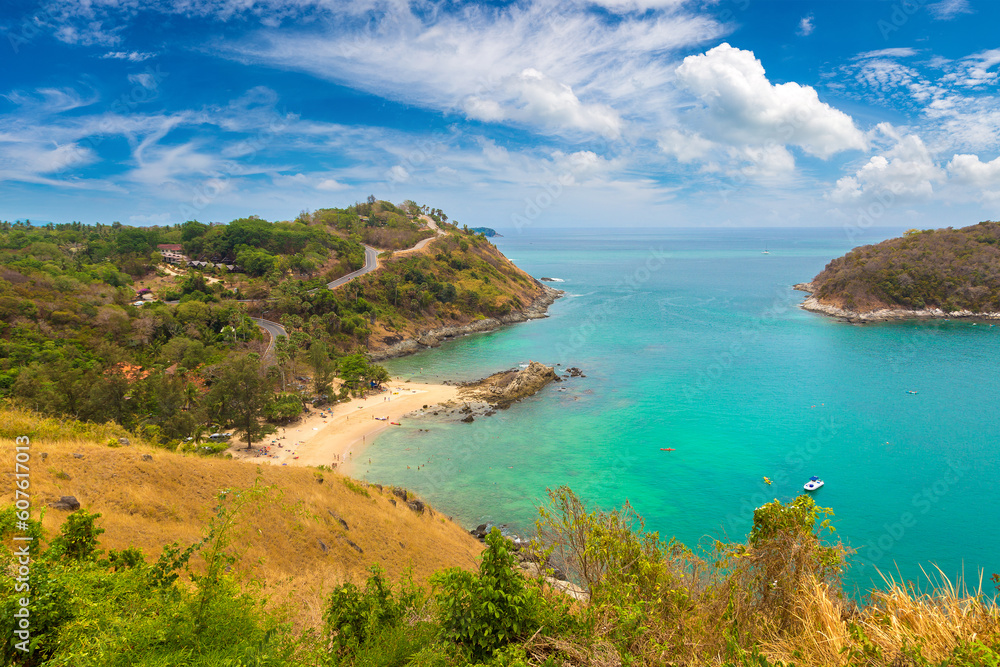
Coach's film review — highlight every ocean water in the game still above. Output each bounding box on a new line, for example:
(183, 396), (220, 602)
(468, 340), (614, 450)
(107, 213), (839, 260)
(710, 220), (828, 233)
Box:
(353, 227), (1000, 594)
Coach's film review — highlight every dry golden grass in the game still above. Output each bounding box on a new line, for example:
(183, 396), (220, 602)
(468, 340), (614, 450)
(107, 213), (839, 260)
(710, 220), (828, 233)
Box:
(0, 405), (483, 632)
(858, 567), (1000, 664)
(762, 569), (1000, 666)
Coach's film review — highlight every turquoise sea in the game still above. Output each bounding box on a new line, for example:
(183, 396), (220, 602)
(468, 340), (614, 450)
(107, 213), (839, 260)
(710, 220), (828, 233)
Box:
(352, 227), (1000, 594)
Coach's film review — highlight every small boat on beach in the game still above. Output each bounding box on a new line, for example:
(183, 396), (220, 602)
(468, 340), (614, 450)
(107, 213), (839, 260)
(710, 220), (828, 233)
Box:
(803, 476), (824, 492)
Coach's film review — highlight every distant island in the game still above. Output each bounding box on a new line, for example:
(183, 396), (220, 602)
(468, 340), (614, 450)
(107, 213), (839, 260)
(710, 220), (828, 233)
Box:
(468, 226), (501, 237)
(796, 221), (1000, 321)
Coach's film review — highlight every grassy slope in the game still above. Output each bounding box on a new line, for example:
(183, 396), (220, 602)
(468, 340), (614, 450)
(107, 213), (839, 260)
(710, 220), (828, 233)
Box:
(361, 232), (545, 353)
(0, 405), (483, 631)
(809, 221), (1000, 313)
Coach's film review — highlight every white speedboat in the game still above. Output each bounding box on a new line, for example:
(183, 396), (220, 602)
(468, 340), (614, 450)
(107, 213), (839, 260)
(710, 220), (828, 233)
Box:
(803, 476), (824, 491)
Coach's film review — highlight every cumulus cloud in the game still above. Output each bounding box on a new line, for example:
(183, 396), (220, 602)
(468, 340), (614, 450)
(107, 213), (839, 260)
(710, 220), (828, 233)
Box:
(675, 43), (867, 159)
(948, 153), (1000, 184)
(463, 97), (505, 123)
(947, 153), (1000, 199)
(464, 69), (622, 138)
(828, 133), (944, 202)
(658, 129), (715, 163)
(316, 177), (346, 191)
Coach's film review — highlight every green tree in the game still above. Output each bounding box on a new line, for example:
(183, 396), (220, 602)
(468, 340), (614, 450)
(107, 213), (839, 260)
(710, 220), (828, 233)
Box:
(309, 342), (337, 399)
(235, 246), (277, 277)
(181, 219), (208, 243)
(204, 354), (275, 449)
(337, 353), (368, 393)
(114, 227), (154, 255)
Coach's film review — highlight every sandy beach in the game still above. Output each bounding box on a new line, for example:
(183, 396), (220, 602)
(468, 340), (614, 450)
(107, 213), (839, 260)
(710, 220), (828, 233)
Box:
(230, 381), (459, 469)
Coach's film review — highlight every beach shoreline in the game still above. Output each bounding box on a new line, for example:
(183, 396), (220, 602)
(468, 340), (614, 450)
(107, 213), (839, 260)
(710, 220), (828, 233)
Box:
(229, 380), (460, 470)
(230, 284), (564, 479)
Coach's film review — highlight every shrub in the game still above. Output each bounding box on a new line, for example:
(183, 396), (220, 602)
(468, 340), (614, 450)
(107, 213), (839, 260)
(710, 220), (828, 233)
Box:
(48, 509), (105, 562)
(324, 565), (422, 657)
(433, 529), (543, 661)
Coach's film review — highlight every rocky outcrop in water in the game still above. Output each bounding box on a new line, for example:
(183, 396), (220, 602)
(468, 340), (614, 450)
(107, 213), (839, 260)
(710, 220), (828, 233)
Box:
(459, 361), (558, 409)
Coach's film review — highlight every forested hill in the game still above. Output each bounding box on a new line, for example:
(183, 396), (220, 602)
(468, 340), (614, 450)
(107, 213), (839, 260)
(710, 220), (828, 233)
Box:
(0, 199), (545, 449)
(804, 221), (1000, 314)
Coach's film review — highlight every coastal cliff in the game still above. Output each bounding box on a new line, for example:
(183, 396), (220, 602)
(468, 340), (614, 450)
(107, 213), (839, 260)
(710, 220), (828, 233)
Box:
(368, 283), (563, 360)
(794, 282), (1000, 322)
(797, 221), (1000, 321)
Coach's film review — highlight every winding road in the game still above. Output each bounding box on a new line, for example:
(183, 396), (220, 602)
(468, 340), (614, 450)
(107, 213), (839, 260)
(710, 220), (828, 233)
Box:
(250, 316), (287, 359)
(251, 216), (445, 357)
(326, 244), (380, 290)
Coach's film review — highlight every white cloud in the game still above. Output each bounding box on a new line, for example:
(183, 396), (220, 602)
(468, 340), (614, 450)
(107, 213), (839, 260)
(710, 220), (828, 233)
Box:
(128, 141), (219, 186)
(464, 68), (622, 138)
(587, 0), (687, 12)
(947, 154), (1000, 200)
(316, 177), (346, 191)
(463, 97), (505, 122)
(828, 133), (944, 203)
(386, 165), (410, 184)
(658, 129), (714, 163)
(212, 1), (723, 138)
(127, 73), (157, 89)
(927, 0), (973, 20)
(944, 49), (1000, 88)
(855, 48), (918, 60)
(2, 142), (97, 176)
(102, 51), (154, 62)
(730, 144), (796, 180)
(3, 87), (99, 114)
(675, 43), (867, 159)
(948, 153), (1000, 201)
(797, 15), (814, 37)
(551, 150), (616, 184)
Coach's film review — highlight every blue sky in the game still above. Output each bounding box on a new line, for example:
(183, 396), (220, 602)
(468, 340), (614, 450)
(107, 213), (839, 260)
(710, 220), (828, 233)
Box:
(1, 0), (999, 229)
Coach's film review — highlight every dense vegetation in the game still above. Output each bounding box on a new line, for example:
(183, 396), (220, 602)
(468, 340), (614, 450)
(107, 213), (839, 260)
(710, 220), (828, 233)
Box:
(809, 221), (1000, 313)
(3, 482), (998, 666)
(269, 230), (540, 352)
(0, 199), (530, 449)
(305, 198), (435, 251)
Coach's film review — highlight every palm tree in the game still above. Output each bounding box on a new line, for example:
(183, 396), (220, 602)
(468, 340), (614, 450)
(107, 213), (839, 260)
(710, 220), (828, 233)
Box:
(184, 382), (199, 411)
